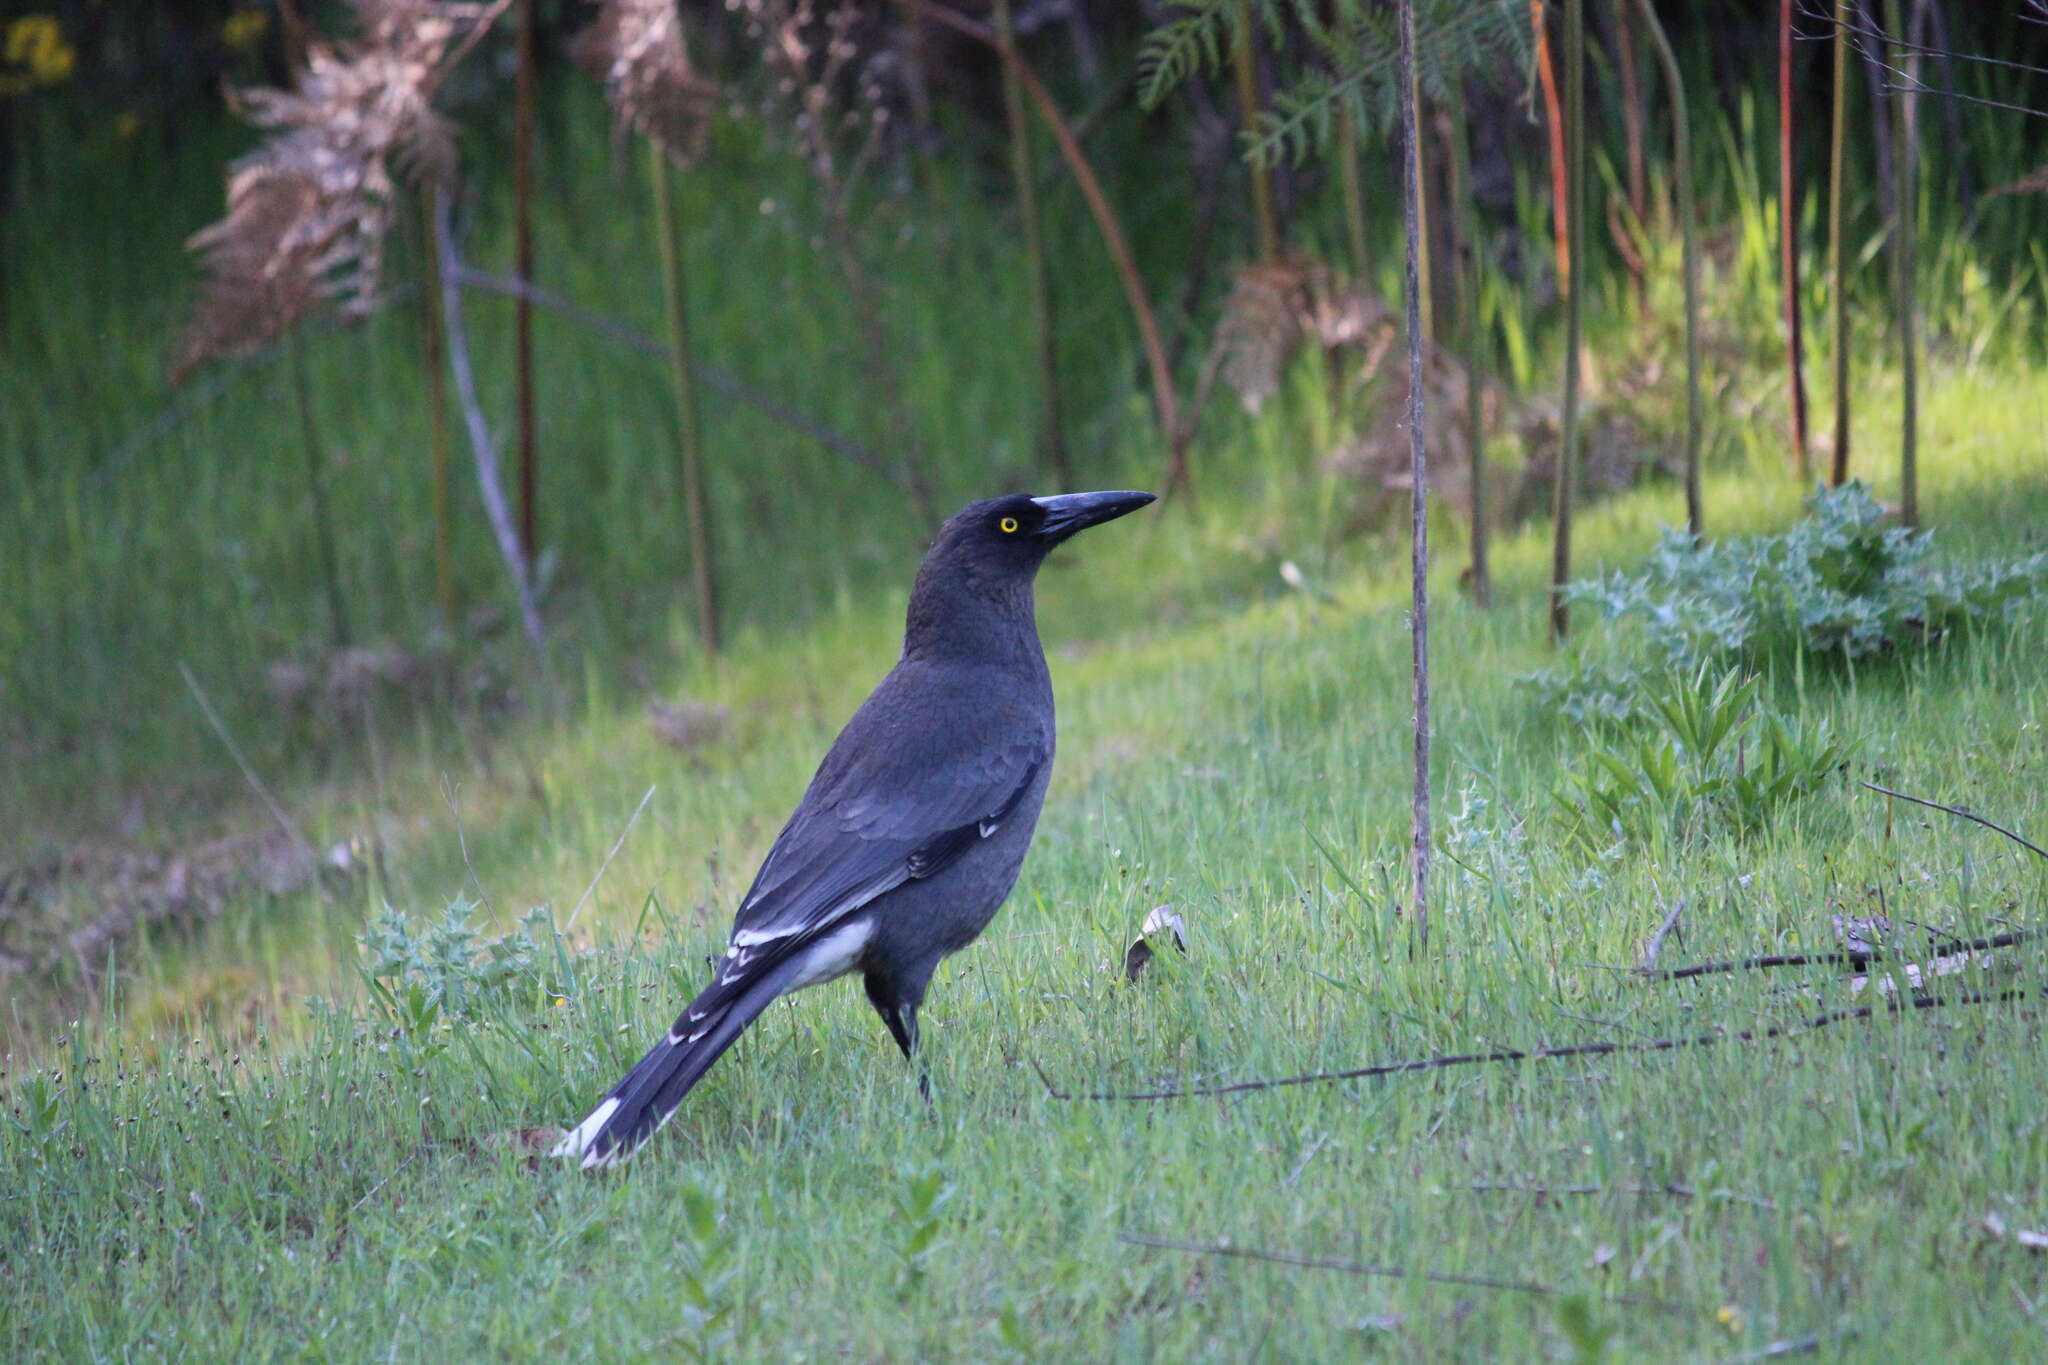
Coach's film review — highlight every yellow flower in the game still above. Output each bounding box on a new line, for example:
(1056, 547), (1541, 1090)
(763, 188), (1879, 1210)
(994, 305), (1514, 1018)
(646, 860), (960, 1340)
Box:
(1716, 1305), (1745, 1336)
(4, 15), (75, 89)
(115, 111), (140, 140)
(222, 10), (269, 53)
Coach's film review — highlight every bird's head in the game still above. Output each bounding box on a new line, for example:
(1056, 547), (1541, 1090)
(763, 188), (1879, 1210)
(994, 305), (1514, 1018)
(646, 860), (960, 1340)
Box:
(904, 491), (1155, 656)
(926, 490), (1157, 580)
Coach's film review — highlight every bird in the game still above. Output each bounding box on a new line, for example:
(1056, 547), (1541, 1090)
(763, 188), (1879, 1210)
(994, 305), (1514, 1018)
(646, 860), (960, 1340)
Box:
(553, 489), (1156, 1167)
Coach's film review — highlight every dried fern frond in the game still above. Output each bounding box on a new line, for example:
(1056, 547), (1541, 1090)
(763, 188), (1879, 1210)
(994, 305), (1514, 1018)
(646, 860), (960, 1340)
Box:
(1217, 258), (1316, 415)
(1214, 254), (1389, 414)
(573, 0), (721, 166)
(173, 0), (507, 382)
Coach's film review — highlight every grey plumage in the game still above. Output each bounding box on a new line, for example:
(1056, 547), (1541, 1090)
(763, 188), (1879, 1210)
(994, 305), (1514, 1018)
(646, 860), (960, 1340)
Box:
(554, 489), (1154, 1167)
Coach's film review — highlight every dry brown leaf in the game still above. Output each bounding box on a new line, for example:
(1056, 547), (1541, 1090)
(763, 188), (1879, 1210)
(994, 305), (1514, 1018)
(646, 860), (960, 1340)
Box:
(1831, 913), (1891, 957)
(573, 0), (721, 167)
(1212, 255), (1391, 415)
(647, 699), (730, 753)
(1124, 905), (1188, 982)
(173, 1), (502, 380)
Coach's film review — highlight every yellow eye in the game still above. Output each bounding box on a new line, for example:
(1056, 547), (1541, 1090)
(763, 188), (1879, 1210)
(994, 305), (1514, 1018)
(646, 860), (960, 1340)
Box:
(999, 516), (1019, 534)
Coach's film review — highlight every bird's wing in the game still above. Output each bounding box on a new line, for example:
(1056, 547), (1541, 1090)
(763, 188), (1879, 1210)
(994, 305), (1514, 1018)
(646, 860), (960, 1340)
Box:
(728, 727), (1047, 953)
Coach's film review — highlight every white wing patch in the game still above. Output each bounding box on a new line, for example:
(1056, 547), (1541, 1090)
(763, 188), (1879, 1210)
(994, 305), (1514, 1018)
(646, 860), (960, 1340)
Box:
(782, 920), (876, 991)
(550, 1096), (621, 1162)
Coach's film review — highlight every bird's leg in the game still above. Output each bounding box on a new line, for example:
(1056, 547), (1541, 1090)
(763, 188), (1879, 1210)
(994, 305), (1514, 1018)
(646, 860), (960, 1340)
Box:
(896, 1005), (933, 1108)
(865, 973), (932, 1109)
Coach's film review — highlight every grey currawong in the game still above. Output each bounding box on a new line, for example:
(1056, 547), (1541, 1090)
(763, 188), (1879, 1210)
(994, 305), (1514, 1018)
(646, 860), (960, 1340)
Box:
(554, 489), (1155, 1166)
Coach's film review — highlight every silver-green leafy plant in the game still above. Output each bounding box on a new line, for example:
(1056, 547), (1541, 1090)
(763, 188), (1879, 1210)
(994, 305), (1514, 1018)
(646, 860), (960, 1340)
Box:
(1568, 482), (2047, 667)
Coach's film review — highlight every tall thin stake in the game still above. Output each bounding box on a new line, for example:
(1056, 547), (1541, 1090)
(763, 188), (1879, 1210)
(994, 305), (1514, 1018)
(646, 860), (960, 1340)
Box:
(513, 0), (539, 557)
(1548, 0), (1585, 642)
(1780, 0), (1811, 479)
(650, 144), (719, 654)
(1637, 0), (1700, 538)
(1397, 0), (1431, 949)
(1884, 0), (1918, 526)
(994, 0), (1069, 485)
(1827, 0), (1852, 486)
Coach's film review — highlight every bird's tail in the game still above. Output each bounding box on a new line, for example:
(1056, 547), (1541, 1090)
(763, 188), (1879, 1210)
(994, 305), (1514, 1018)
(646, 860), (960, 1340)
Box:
(551, 964), (795, 1168)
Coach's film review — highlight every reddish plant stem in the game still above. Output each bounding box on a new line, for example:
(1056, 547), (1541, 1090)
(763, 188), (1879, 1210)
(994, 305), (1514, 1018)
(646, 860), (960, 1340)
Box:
(887, 0), (1183, 492)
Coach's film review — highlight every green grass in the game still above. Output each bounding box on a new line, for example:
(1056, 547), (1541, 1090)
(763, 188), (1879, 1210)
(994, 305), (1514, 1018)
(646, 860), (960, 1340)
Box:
(9, 69), (2048, 1363)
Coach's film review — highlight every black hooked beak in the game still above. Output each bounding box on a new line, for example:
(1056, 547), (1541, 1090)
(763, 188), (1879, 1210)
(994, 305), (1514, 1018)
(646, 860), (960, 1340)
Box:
(1030, 490), (1157, 542)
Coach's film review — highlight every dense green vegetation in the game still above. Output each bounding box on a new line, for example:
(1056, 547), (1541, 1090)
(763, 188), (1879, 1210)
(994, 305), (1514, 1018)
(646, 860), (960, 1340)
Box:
(6, 2), (2048, 1359)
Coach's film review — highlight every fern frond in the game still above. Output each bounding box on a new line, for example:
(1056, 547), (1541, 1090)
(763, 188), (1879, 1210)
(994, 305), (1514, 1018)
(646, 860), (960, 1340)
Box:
(1136, 0), (1233, 110)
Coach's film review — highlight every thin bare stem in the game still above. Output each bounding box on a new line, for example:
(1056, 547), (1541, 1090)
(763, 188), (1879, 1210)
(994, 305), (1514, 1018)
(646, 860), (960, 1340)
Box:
(289, 335), (352, 649)
(450, 265), (895, 482)
(420, 183), (457, 629)
(1548, 0), (1585, 642)
(1044, 986), (2033, 1102)
(1397, 0), (1431, 949)
(994, 0), (1070, 486)
(1645, 929), (2029, 982)
(1119, 1232), (1568, 1300)
(178, 661), (316, 860)
(435, 192), (544, 651)
(1232, 0), (1278, 262)
(1828, 0), (1853, 487)
(1860, 781), (2048, 861)
(650, 145), (720, 653)
(1782, 0), (1812, 479)
(1337, 103), (1369, 281)
(1615, 0), (1647, 318)
(514, 0), (539, 558)
(564, 785), (657, 931)
(1636, 0), (1700, 538)
(888, 0), (1182, 494)
(1883, 0), (1920, 526)
(1447, 94), (1489, 606)
(1532, 1), (1571, 294)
